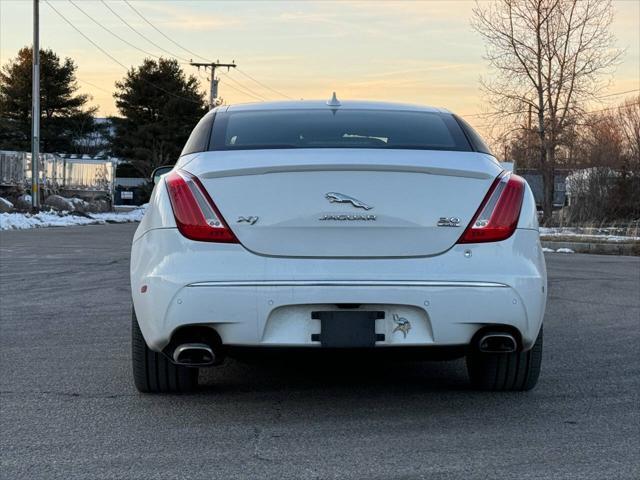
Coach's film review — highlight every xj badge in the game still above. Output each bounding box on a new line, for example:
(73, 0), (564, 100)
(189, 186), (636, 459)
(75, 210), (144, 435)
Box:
(237, 216), (259, 225)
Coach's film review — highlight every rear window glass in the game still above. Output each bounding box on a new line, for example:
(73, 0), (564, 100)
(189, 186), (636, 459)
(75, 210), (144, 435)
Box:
(209, 109), (472, 151)
(454, 115), (493, 155)
(181, 112), (214, 156)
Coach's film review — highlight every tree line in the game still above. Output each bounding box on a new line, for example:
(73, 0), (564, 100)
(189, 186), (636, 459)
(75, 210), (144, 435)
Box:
(507, 96), (639, 172)
(506, 95), (640, 223)
(0, 47), (207, 178)
(471, 0), (638, 224)
(1, 0), (637, 224)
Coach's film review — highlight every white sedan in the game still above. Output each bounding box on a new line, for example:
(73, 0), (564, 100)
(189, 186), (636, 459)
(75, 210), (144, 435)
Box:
(130, 97), (546, 393)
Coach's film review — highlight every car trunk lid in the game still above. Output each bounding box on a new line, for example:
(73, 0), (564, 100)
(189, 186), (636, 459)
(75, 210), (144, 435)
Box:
(183, 149), (502, 257)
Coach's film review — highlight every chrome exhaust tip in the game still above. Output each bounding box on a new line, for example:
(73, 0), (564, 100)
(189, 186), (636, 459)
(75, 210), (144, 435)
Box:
(478, 333), (517, 353)
(172, 343), (216, 366)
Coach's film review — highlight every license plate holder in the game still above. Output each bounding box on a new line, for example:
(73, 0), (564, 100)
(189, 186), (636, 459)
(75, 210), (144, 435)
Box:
(312, 311), (382, 347)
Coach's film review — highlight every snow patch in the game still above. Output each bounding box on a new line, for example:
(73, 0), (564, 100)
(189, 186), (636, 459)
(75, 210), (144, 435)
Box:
(540, 227), (639, 243)
(556, 248), (575, 254)
(0, 204), (147, 230)
(542, 247), (555, 253)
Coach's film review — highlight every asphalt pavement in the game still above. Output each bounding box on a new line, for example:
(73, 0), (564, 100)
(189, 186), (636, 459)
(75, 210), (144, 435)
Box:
(1, 223), (639, 479)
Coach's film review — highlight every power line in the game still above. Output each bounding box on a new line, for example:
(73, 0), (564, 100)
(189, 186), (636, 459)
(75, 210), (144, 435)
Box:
(117, 0), (269, 102)
(47, 1), (130, 70)
(45, 0), (202, 105)
(463, 89), (640, 118)
(470, 101), (640, 130)
(123, 0), (211, 62)
(217, 72), (267, 102)
(583, 101), (640, 114)
(77, 78), (112, 95)
(234, 68), (294, 100)
(190, 63), (271, 102)
(123, 0), (293, 102)
(597, 88), (639, 98)
(218, 71), (269, 101)
(194, 69), (265, 103)
(68, 0), (162, 61)
(189, 61), (276, 106)
(99, 0), (189, 63)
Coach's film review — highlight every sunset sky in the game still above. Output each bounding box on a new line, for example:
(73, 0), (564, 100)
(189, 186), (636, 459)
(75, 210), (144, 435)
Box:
(1, 0), (638, 135)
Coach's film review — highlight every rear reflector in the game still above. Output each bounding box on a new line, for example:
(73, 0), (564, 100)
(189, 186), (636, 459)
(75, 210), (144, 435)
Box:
(165, 169), (238, 243)
(458, 173), (525, 244)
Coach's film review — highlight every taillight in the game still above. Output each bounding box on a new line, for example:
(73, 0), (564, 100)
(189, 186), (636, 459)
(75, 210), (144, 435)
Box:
(458, 172), (525, 244)
(165, 169), (238, 243)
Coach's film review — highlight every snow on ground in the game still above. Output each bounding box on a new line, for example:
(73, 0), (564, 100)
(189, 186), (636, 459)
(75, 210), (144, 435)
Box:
(1, 207), (638, 246)
(542, 247), (575, 254)
(0, 205), (147, 230)
(540, 227), (640, 243)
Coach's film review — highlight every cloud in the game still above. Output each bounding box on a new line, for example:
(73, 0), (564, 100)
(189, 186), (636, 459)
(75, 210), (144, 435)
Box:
(127, 2), (245, 31)
(161, 15), (244, 31)
(363, 63), (476, 80)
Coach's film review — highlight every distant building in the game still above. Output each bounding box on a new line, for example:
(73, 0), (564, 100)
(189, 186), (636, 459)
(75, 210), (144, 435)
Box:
(517, 168), (570, 209)
(114, 162), (148, 206)
(564, 167), (621, 206)
(76, 119), (149, 206)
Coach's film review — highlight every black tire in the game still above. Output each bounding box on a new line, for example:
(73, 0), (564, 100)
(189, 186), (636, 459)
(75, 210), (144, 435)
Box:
(131, 309), (199, 393)
(466, 326), (543, 391)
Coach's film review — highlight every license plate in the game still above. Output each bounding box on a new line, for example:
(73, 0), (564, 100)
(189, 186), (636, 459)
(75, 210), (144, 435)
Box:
(312, 311), (382, 347)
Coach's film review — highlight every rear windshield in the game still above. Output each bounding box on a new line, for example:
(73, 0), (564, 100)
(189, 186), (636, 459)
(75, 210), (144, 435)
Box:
(209, 109), (472, 151)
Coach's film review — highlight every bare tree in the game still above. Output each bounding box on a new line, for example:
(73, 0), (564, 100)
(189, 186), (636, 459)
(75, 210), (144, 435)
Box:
(618, 95), (640, 168)
(472, 0), (622, 223)
(578, 112), (626, 168)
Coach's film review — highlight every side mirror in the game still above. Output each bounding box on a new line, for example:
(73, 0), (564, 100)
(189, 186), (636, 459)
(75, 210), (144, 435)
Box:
(500, 161), (514, 172)
(150, 165), (174, 185)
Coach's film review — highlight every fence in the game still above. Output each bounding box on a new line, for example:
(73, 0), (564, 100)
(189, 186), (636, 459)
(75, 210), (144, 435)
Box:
(0, 151), (115, 196)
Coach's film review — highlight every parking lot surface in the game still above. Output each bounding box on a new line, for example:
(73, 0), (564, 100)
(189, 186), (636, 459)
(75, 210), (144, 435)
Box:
(1, 223), (639, 479)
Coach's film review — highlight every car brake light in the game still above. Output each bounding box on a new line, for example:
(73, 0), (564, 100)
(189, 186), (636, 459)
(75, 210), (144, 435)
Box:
(458, 172), (525, 244)
(165, 169), (238, 243)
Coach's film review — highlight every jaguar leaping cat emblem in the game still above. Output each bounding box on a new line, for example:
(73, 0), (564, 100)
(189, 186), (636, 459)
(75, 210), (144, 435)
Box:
(392, 314), (411, 339)
(325, 192), (373, 210)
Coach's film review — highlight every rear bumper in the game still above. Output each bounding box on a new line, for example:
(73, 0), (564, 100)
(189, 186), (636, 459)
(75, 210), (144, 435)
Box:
(131, 228), (546, 353)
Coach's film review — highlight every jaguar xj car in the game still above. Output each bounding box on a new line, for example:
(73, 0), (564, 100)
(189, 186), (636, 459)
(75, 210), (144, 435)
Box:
(130, 97), (546, 393)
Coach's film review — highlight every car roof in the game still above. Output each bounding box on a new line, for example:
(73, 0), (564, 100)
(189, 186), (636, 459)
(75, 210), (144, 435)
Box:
(219, 99), (451, 114)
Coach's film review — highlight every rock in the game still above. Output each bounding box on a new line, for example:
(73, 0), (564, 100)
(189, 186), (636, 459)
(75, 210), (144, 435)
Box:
(44, 194), (74, 212)
(86, 199), (110, 213)
(0, 197), (14, 213)
(69, 197), (90, 213)
(14, 194), (32, 211)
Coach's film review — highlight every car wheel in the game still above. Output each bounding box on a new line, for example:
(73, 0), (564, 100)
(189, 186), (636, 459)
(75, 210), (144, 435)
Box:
(466, 326), (543, 391)
(131, 308), (199, 393)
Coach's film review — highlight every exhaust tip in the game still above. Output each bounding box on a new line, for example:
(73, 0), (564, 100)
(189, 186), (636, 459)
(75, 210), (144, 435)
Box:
(478, 333), (517, 353)
(172, 343), (216, 366)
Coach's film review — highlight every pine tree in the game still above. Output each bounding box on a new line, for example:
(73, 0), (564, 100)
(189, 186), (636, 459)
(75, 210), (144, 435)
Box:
(110, 58), (207, 177)
(0, 47), (97, 153)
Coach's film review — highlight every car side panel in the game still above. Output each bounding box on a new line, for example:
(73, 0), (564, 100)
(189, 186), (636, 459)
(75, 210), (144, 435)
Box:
(132, 177), (176, 243)
(517, 181), (539, 230)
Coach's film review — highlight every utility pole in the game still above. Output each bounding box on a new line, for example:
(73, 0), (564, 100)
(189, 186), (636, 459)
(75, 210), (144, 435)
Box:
(527, 104), (532, 168)
(189, 60), (236, 110)
(31, 0), (40, 210)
